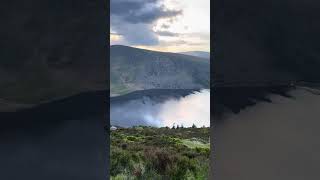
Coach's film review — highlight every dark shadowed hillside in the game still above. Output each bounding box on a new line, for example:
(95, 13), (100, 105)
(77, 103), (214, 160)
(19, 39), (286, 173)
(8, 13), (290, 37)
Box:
(110, 45), (210, 96)
(213, 0), (320, 84)
(0, 90), (107, 180)
(0, 90), (107, 134)
(0, 0), (107, 109)
(211, 0), (320, 121)
(213, 1), (320, 179)
(212, 85), (294, 119)
(0, 0), (107, 179)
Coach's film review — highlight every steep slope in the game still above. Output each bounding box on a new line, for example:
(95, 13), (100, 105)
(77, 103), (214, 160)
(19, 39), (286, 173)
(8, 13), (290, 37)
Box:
(110, 45), (210, 96)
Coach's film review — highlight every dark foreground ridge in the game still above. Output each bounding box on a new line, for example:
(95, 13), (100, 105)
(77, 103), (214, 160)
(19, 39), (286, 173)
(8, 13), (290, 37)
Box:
(213, 85), (294, 119)
(0, 90), (107, 180)
(212, 81), (320, 120)
(0, 90), (107, 135)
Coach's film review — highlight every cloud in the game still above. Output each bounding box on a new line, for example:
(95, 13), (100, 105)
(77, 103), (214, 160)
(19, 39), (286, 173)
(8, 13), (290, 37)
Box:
(111, 0), (182, 24)
(123, 7), (182, 24)
(156, 30), (179, 37)
(180, 32), (210, 40)
(160, 40), (188, 46)
(110, 0), (182, 46)
(111, 19), (159, 45)
(161, 24), (170, 29)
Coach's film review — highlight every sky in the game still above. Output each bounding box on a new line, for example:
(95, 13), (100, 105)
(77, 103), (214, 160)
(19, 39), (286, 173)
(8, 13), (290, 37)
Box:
(110, 0), (210, 52)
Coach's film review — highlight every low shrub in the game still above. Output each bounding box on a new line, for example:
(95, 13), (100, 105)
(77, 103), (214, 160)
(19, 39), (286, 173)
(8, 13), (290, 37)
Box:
(110, 127), (210, 179)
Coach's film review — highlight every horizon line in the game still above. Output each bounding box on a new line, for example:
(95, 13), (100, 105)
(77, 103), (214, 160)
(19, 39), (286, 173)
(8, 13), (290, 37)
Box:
(110, 44), (210, 53)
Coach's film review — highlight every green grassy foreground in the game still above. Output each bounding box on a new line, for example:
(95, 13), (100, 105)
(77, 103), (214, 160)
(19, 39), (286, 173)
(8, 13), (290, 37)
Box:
(110, 126), (210, 180)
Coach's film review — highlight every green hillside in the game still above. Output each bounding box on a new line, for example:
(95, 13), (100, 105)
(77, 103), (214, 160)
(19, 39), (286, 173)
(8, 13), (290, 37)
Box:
(110, 126), (210, 179)
(110, 45), (210, 96)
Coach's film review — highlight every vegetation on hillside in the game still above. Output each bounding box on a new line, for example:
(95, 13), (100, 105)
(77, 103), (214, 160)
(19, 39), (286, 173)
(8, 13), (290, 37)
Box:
(110, 126), (210, 180)
(110, 45), (210, 96)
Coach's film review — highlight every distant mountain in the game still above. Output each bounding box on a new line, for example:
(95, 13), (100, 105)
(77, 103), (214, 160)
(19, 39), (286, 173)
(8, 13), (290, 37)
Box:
(179, 51), (210, 59)
(110, 45), (210, 96)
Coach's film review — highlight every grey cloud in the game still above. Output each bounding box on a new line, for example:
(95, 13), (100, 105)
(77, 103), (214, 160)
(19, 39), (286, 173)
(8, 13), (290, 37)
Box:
(161, 24), (170, 29)
(111, 0), (181, 24)
(124, 8), (182, 24)
(156, 30), (179, 37)
(110, 0), (182, 46)
(110, 0), (159, 13)
(112, 17), (159, 45)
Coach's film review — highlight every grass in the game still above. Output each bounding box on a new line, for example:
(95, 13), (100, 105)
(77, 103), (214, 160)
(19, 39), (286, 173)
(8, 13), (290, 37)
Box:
(180, 139), (210, 149)
(110, 84), (134, 96)
(110, 126), (210, 180)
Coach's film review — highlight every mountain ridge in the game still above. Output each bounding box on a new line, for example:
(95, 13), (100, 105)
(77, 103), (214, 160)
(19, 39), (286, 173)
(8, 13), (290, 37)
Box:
(178, 51), (210, 59)
(110, 45), (210, 96)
